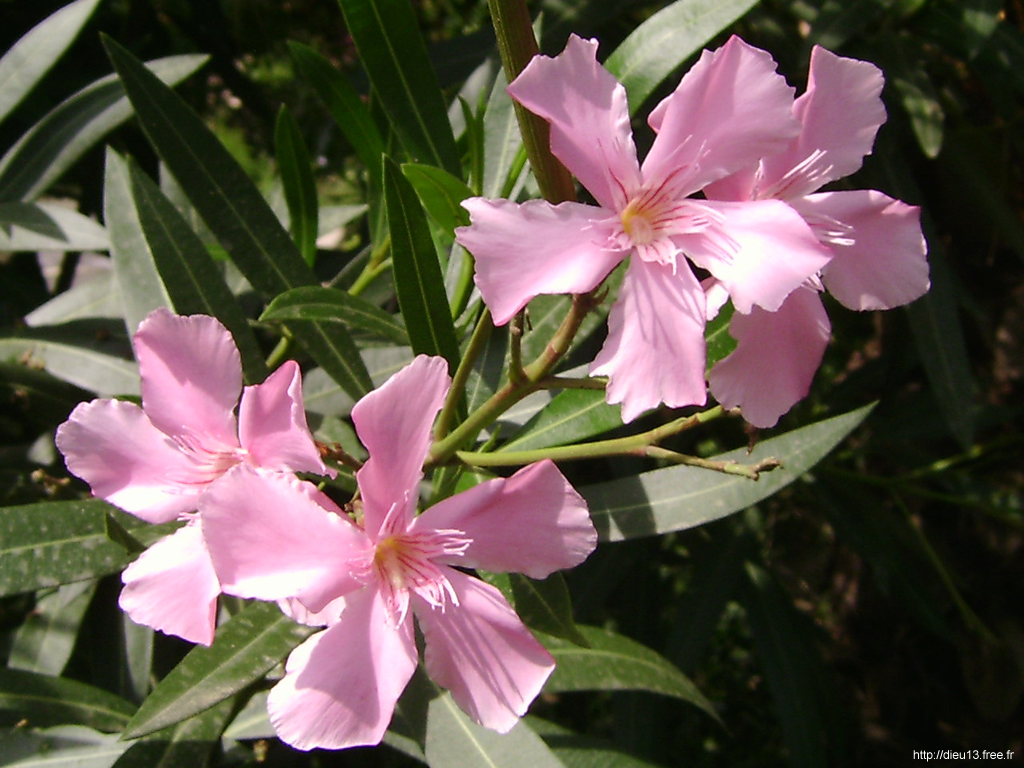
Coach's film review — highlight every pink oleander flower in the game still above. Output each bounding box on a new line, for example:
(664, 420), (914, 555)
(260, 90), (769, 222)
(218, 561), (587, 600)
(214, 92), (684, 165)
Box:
(455, 34), (833, 421)
(704, 46), (930, 427)
(55, 308), (331, 645)
(201, 355), (597, 750)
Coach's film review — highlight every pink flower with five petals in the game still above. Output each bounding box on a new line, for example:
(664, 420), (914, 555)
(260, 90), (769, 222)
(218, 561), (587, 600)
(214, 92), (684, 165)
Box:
(201, 355), (597, 750)
(704, 47), (930, 427)
(455, 34), (833, 421)
(55, 308), (331, 644)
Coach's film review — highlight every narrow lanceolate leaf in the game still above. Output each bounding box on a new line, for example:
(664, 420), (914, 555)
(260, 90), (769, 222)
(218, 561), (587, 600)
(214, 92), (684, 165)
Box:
(604, 0), (760, 113)
(0, 725), (131, 768)
(0, 202), (108, 252)
(425, 692), (566, 768)
(499, 389), (622, 453)
(126, 157), (269, 383)
(704, 302), (737, 371)
(275, 106), (319, 266)
(0, 55), (208, 202)
(0, 320), (138, 397)
(384, 157), (461, 372)
(260, 286), (408, 345)
(542, 626), (715, 714)
(482, 70), (525, 199)
(529, 718), (663, 768)
(0, 0), (100, 126)
(511, 573), (589, 647)
(104, 148), (173, 337)
(585, 404), (875, 541)
(0, 669), (136, 732)
(337, 0), (460, 175)
(287, 41), (386, 184)
(9, 581), (97, 676)
(114, 698), (234, 768)
(122, 601), (314, 739)
(401, 163), (473, 233)
(102, 37), (371, 398)
(0, 500), (145, 597)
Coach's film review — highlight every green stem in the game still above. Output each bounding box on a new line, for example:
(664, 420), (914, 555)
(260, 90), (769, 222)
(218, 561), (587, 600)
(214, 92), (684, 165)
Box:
(487, 0), (576, 204)
(264, 336), (291, 370)
(435, 310), (494, 441)
(454, 406), (727, 468)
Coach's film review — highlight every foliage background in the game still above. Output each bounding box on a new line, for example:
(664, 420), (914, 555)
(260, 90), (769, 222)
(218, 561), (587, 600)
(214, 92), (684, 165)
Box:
(1, 0), (1022, 766)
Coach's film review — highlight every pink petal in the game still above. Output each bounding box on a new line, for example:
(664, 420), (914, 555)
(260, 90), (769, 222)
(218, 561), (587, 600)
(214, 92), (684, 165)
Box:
(56, 399), (209, 523)
(709, 286), (831, 428)
(643, 36), (799, 194)
(415, 569), (554, 732)
(352, 355), (450, 537)
(456, 198), (625, 325)
(412, 460), (595, 577)
(118, 523), (219, 645)
(796, 190), (930, 310)
(268, 587), (417, 751)
(680, 198), (832, 314)
(238, 360), (332, 476)
(761, 47), (886, 199)
(506, 34), (641, 210)
(133, 309), (240, 446)
(201, 465), (370, 613)
(590, 259), (708, 421)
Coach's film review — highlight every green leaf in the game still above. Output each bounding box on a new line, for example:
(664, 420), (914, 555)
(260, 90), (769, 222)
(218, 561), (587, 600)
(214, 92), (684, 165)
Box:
(604, 0), (760, 113)
(541, 625), (717, 721)
(425, 693), (565, 768)
(0, 669), (135, 732)
(261, 285), (408, 345)
(337, 0), (460, 175)
(0, 499), (146, 597)
(482, 70), (526, 199)
(585, 404), (875, 541)
(102, 36), (371, 399)
(9, 582), (97, 676)
(0, 55), (208, 203)
(125, 155), (269, 383)
(499, 389), (622, 454)
(103, 148), (172, 337)
(529, 718), (662, 768)
(0, 202), (107, 252)
(704, 302), (736, 371)
(384, 156), (461, 372)
(275, 106), (319, 266)
(288, 41), (386, 184)
(22, 272), (120, 327)
(0, 321), (138, 396)
(510, 573), (589, 647)
(401, 163), (473, 233)
(0, 0), (100, 126)
(122, 601), (313, 739)
(114, 698), (234, 768)
(0, 724), (130, 767)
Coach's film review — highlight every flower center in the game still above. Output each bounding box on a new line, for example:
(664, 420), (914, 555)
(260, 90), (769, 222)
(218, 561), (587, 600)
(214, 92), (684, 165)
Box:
(620, 198), (659, 246)
(371, 528), (471, 624)
(172, 432), (247, 485)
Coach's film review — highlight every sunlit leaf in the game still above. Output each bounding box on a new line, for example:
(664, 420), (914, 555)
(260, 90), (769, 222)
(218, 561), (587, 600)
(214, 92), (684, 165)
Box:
(585, 404), (874, 540)
(499, 389), (621, 453)
(9, 581), (97, 676)
(261, 285), (408, 345)
(113, 698), (234, 768)
(122, 601), (313, 739)
(0, 724), (130, 768)
(0, 202), (107, 252)
(401, 163), (473, 233)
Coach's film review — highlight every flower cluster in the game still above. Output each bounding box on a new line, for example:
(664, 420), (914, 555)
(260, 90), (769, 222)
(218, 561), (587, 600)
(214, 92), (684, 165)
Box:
(57, 310), (596, 750)
(55, 31), (929, 756)
(456, 35), (929, 426)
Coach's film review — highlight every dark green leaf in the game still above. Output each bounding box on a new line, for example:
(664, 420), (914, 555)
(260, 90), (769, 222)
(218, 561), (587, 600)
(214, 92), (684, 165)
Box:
(0, 202), (108, 251)
(122, 601), (313, 739)
(500, 389), (621, 454)
(261, 285), (408, 345)
(384, 157), (461, 372)
(102, 36), (371, 398)
(0, 55), (208, 202)
(530, 717), (662, 768)
(604, 0), (760, 113)
(0, 724), (130, 767)
(8, 581), (97, 676)
(510, 573), (589, 647)
(0, 669), (135, 732)
(288, 41), (386, 183)
(126, 156), (269, 383)
(275, 106), (319, 266)
(704, 302), (736, 371)
(585, 404), (874, 540)
(0, 499), (147, 597)
(0, 0), (101, 125)
(482, 70), (526, 199)
(541, 625), (717, 721)
(401, 163), (473, 233)
(114, 698), (234, 768)
(337, 0), (460, 174)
